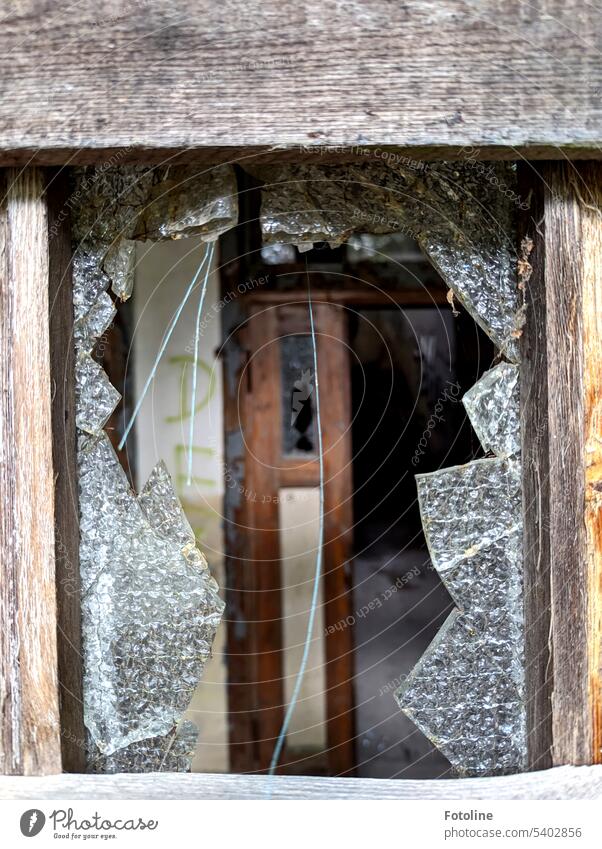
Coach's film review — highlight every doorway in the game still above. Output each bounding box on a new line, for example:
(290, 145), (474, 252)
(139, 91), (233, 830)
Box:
(220, 223), (493, 777)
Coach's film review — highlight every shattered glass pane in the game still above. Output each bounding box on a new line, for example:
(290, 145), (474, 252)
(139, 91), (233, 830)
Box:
(250, 161), (521, 360)
(463, 362), (520, 458)
(75, 353), (121, 435)
(104, 239), (138, 301)
(261, 242), (296, 264)
(71, 165), (236, 772)
(79, 433), (224, 756)
(74, 292), (116, 354)
(89, 721), (199, 774)
(72, 248), (111, 324)
(133, 165), (238, 241)
(396, 457), (526, 776)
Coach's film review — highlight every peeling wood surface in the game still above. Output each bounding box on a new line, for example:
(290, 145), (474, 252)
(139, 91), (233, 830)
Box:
(532, 163), (602, 766)
(46, 169), (85, 773)
(1, 1), (602, 162)
(0, 168), (62, 774)
(0, 766), (601, 800)
(580, 163), (602, 765)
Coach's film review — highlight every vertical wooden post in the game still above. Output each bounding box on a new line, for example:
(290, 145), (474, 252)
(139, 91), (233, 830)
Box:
(319, 304), (356, 776)
(47, 169), (84, 772)
(0, 168), (62, 774)
(246, 306), (285, 771)
(518, 162), (554, 771)
(520, 161), (602, 767)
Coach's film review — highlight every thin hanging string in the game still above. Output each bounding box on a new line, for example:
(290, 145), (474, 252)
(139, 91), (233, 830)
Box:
(118, 243), (212, 452)
(187, 241), (215, 485)
(268, 263), (325, 777)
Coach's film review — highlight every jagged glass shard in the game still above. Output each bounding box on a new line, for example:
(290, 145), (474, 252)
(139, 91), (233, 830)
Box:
(104, 239), (137, 301)
(133, 165), (238, 241)
(463, 362), (520, 457)
(75, 353), (121, 435)
(70, 166), (234, 773)
(79, 433), (225, 756)
(88, 721), (199, 774)
(250, 161), (520, 360)
(74, 292), (116, 354)
(396, 457), (526, 776)
(71, 166), (154, 245)
(72, 247), (111, 323)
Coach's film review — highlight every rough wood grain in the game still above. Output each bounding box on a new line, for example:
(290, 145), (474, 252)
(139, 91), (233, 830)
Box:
(46, 168), (85, 773)
(535, 163), (602, 766)
(0, 167), (62, 774)
(518, 163), (553, 771)
(0, 1), (602, 163)
(579, 163), (602, 765)
(0, 765), (601, 800)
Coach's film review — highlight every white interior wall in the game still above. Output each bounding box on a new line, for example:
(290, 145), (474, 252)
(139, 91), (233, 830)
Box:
(133, 237), (228, 772)
(132, 238), (327, 772)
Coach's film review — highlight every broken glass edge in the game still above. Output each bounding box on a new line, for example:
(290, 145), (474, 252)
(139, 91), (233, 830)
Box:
(462, 362), (521, 457)
(71, 165), (235, 770)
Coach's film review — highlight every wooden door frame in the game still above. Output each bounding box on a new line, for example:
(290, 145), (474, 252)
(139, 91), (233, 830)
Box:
(222, 295), (356, 775)
(1, 157), (601, 791)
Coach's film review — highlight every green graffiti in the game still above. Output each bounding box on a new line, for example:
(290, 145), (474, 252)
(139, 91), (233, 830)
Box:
(165, 355), (217, 423)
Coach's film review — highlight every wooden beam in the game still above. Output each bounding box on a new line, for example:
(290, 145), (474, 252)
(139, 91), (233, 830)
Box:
(0, 168), (62, 774)
(520, 162), (602, 767)
(46, 168), (85, 773)
(0, 765), (601, 800)
(0, 2), (601, 163)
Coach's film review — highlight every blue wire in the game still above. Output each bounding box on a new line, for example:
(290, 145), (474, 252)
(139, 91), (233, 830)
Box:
(118, 243), (212, 452)
(187, 241), (215, 484)
(268, 269), (325, 778)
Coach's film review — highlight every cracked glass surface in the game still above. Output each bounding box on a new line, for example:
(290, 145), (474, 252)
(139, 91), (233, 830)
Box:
(250, 161), (521, 359)
(75, 353), (121, 436)
(133, 165), (238, 241)
(89, 720), (199, 774)
(463, 362), (520, 458)
(79, 433), (224, 756)
(74, 292), (116, 354)
(396, 457), (526, 776)
(71, 166), (235, 771)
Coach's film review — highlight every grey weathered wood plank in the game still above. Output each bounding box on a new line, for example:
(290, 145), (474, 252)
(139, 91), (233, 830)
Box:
(520, 163), (602, 767)
(46, 168), (85, 773)
(0, 766), (601, 800)
(1, 1), (602, 162)
(543, 163), (602, 766)
(0, 167), (62, 774)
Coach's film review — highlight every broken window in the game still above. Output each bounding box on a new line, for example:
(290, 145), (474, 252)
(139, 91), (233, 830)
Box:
(70, 158), (525, 778)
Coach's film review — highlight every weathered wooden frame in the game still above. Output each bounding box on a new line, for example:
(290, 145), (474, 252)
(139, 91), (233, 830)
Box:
(1, 157), (601, 799)
(1, 0), (602, 797)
